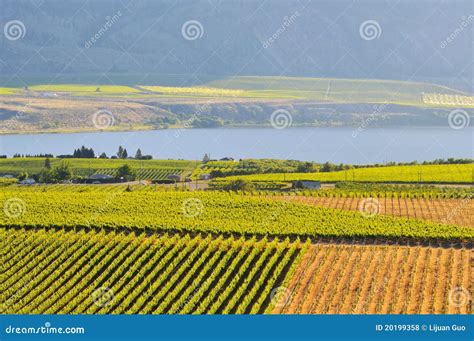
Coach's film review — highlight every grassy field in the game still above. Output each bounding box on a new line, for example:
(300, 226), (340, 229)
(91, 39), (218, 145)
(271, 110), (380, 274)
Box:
(2, 76), (471, 107)
(0, 158), (199, 176)
(207, 76), (472, 106)
(216, 164), (473, 184)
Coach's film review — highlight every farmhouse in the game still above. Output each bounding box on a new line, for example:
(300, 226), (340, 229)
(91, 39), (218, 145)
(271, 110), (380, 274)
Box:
(167, 174), (181, 182)
(200, 173), (211, 180)
(292, 180), (321, 189)
(87, 173), (114, 183)
(18, 178), (36, 185)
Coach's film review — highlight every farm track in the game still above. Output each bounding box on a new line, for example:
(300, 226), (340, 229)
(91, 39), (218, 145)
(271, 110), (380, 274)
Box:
(268, 196), (474, 227)
(274, 243), (472, 314)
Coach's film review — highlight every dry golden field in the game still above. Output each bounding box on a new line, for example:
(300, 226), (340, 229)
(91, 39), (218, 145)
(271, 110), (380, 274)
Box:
(273, 243), (472, 314)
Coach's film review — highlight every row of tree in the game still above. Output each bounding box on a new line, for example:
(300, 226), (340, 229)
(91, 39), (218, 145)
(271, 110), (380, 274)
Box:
(61, 146), (152, 160)
(21, 159), (137, 183)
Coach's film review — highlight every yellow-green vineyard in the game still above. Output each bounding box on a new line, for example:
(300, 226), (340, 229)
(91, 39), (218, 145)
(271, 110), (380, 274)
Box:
(1, 185), (472, 315)
(0, 228), (301, 314)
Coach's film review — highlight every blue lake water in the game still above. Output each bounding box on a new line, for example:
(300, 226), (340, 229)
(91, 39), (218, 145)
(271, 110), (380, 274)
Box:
(0, 127), (472, 164)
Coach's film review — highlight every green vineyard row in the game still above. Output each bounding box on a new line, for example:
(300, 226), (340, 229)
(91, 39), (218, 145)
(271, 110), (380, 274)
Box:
(215, 164), (473, 184)
(0, 191), (472, 240)
(0, 227), (302, 314)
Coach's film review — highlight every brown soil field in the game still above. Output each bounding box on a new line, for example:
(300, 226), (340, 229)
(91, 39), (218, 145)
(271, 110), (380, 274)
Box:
(269, 196), (473, 227)
(273, 243), (472, 314)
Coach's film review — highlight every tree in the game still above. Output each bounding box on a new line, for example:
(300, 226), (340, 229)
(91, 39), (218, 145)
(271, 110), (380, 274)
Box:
(296, 162), (315, 173)
(117, 146), (124, 159)
(122, 148), (128, 159)
(116, 164), (136, 182)
(99, 152), (108, 159)
(202, 153), (210, 163)
(223, 179), (254, 192)
(44, 158), (51, 169)
(135, 148), (143, 160)
(52, 160), (73, 181)
(18, 172), (28, 181)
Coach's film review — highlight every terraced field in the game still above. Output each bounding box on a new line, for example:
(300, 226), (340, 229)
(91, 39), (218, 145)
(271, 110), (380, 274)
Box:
(274, 243), (472, 314)
(269, 196), (474, 228)
(0, 227), (301, 314)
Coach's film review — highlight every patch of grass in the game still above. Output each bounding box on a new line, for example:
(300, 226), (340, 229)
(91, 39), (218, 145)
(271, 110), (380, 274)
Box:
(28, 84), (140, 93)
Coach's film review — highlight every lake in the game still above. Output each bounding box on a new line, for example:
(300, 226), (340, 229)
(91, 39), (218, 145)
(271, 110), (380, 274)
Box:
(0, 127), (472, 164)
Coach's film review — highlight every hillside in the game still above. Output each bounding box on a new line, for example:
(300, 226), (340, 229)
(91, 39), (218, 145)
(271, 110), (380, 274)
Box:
(1, 1), (471, 91)
(0, 77), (472, 134)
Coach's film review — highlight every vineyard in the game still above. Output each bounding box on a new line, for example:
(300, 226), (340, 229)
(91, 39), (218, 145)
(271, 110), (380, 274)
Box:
(91, 168), (184, 181)
(422, 93), (474, 107)
(0, 227), (301, 314)
(268, 196), (473, 227)
(1, 190), (472, 240)
(216, 164), (473, 184)
(1, 179), (472, 316)
(273, 243), (472, 314)
(0, 158), (198, 176)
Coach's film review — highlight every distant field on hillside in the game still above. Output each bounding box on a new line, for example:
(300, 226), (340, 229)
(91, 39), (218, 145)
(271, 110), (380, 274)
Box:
(2, 77), (471, 107)
(217, 164), (473, 184)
